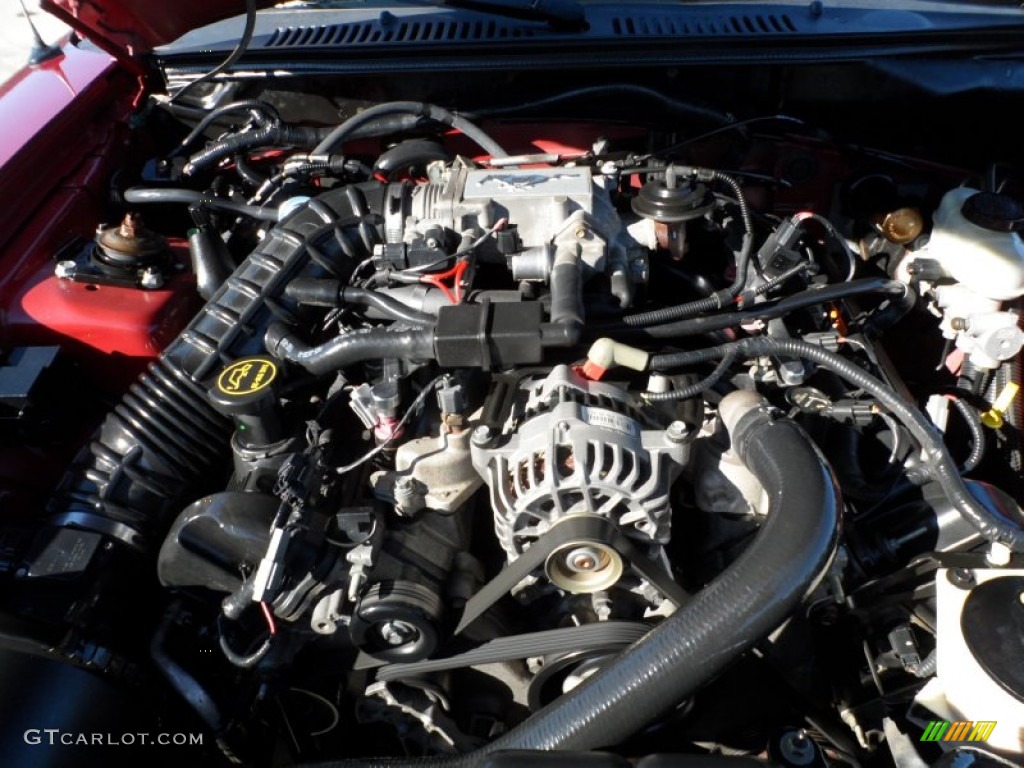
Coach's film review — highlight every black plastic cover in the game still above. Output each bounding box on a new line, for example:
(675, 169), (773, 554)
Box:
(434, 301), (543, 369)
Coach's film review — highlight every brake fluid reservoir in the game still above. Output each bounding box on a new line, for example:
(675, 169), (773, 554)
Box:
(928, 187), (1024, 301)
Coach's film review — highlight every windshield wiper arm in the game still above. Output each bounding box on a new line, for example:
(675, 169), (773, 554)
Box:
(440, 0), (587, 31)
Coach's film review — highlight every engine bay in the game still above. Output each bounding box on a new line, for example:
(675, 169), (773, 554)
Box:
(2, 74), (1024, 768)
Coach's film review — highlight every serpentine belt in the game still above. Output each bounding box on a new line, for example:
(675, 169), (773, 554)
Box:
(375, 621), (650, 682)
(454, 514), (689, 634)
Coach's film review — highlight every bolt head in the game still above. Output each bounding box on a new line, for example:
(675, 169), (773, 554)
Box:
(947, 567), (976, 589)
(139, 267), (164, 290)
(54, 260), (77, 280)
(665, 420), (690, 443)
(379, 620), (418, 646)
(571, 555), (597, 571)
(472, 425), (493, 446)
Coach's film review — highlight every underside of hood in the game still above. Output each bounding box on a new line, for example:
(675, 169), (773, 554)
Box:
(42, 0), (275, 58)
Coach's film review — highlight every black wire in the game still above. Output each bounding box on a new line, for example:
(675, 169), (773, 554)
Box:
(604, 278), (911, 341)
(653, 115), (808, 158)
(217, 613), (272, 668)
(947, 396), (986, 474)
(170, 0), (257, 104)
(643, 351), (739, 401)
(471, 84), (734, 127)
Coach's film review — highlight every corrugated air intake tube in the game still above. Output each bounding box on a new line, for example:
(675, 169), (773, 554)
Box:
(302, 391), (840, 768)
(47, 184), (387, 551)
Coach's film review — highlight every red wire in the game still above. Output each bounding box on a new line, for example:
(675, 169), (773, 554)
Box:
(420, 260), (469, 303)
(260, 601), (277, 636)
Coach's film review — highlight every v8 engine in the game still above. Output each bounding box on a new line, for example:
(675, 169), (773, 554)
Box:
(4, 94), (1024, 768)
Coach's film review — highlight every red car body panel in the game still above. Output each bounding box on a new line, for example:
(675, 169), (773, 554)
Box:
(41, 0), (275, 57)
(0, 44), (200, 391)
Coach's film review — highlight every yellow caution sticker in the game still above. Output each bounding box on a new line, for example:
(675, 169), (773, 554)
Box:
(216, 358), (277, 396)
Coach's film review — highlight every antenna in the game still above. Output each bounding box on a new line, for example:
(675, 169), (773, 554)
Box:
(18, 0), (62, 66)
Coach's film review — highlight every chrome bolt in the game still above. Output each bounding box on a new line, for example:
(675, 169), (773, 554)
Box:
(665, 420), (690, 443)
(54, 260), (77, 280)
(471, 425), (493, 447)
(565, 546), (603, 573)
(139, 267), (164, 290)
(379, 620), (418, 646)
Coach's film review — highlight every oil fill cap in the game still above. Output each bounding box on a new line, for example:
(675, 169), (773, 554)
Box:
(209, 357), (279, 412)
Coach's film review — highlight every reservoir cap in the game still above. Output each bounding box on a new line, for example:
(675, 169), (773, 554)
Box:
(961, 192), (1024, 233)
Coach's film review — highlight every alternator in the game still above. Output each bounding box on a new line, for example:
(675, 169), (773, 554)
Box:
(471, 366), (688, 589)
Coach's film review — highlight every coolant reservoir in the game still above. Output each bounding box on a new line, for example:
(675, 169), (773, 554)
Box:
(928, 187), (1024, 301)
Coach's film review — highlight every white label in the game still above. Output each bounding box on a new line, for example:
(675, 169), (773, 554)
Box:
(581, 406), (639, 437)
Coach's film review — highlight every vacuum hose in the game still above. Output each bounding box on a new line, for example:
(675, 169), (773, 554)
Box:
(305, 391), (839, 766)
(265, 323), (436, 377)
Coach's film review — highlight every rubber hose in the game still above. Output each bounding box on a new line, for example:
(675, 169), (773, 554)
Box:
(304, 401), (839, 766)
(284, 279), (437, 325)
(124, 187), (279, 222)
(265, 323), (436, 377)
(152, 606), (224, 732)
(607, 279), (912, 341)
(184, 125), (328, 176)
(177, 99), (282, 153)
(188, 226), (235, 302)
(234, 154), (268, 187)
(340, 286), (437, 324)
(185, 111), (456, 179)
(861, 280), (918, 339)
(313, 101), (508, 159)
(649, 337), (1024, 551)
(48, 183), (385, 550)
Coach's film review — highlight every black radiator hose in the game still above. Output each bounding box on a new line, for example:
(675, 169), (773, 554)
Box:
(304, 392), (839, 767)
(48, 184), (386, 551)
